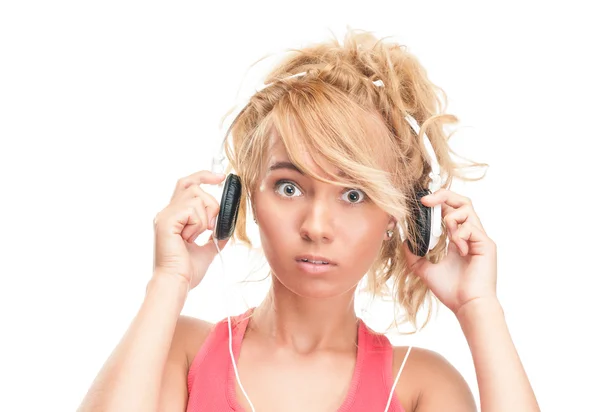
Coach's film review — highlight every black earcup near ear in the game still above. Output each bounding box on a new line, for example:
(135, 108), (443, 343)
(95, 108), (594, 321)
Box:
(214, 174), (242, 240)
(408, 187), (432, 257)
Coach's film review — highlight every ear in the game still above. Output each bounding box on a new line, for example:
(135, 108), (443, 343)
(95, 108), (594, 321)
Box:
(383, 215), (398, 241)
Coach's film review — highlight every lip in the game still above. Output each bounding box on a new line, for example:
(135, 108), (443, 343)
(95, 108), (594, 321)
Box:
(295, 255), (337, 265)
(296, 260), (337, 274)
(294, 255), (337, 275)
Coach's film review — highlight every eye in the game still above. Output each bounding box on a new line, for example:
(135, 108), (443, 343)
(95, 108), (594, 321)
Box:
(274, 180), (302, 198)
(342, 188), (367, 205)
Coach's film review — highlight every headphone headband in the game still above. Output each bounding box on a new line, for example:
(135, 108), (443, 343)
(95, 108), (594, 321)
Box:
(214, 71), (443, 190)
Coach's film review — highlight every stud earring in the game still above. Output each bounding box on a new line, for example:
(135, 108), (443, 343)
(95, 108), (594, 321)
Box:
(386, 229), (393, 238)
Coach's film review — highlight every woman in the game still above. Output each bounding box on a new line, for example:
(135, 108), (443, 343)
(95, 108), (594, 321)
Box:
(78, 29), (540, 411)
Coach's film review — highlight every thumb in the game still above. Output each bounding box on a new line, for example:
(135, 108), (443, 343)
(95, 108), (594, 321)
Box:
(200, 172), (227, 184)
(402, 240), (429, 278)
(402, 240), (420, 267)
(186, 233), (230, 273)
(188, 232), (230, 262)
(203, 232), (230, 254)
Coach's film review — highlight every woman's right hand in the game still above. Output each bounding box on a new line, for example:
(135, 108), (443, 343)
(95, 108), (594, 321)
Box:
(152, 170), (231, 291)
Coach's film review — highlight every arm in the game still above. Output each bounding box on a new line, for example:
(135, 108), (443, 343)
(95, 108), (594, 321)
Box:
(406, 190), (540, 411)
(157, 315), (215, 411)
(78, 168), (230, 410)
(394, 346), (477, 412)
(408, 299), (540, 411)
(77, 274), (189, 412)
(456, 298), (540, 412)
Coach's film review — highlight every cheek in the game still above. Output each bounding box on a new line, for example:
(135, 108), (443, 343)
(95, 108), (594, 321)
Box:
(259, 212), (290, 243)
(255, 199), (293, 259)
(338, 221), (385, 265)
(253, 187), (387, 265)
(257, 216), (295, 278)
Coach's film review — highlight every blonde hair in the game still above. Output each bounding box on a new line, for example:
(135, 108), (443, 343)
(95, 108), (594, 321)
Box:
(220, 28), (488, 331)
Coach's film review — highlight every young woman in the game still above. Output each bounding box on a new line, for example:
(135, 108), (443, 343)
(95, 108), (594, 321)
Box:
(78, 29), (540, 412)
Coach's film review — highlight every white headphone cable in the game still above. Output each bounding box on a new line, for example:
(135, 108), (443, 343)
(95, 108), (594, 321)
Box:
(208, 71), (420, 412)
(212, 230), (411, 412)
(212, 235), (257, 412)
(383, 345), (412, 412)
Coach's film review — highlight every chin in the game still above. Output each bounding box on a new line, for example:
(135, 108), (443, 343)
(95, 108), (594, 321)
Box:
(271, 266), (358, 300)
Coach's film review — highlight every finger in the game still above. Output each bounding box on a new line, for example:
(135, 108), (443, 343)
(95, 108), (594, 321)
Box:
(180, 197), (209, 242)
(443, 205), (484, 234)
(439, 201), (455, 218)
(186, 233), (232, 265)
(420, 191), (456, 218)
(402, 240), (436, 287)
(421, 188), (472, 210)
(171, 170), (226, 201)
(453, 223), (469, 256)
(443, 208), (468, 236)
(155, 200), (204, 243)
(200, 191), (220, 231)
(175, 184), (221, 230)
(454, 221), (492, 256)
(423, 189), (485, 233)
(205, 232), (231, 253)
(402, 240), (426, 271)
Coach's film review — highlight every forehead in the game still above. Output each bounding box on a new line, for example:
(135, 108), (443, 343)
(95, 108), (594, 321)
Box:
(266, 129), (346, 179)
(267, 132), (292, 156)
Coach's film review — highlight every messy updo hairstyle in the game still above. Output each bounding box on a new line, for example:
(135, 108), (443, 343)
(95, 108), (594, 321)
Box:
(220, 28), (487, 331)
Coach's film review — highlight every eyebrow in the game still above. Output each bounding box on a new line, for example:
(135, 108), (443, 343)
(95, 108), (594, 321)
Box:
(268, 161), (304, 175)
(267, 161), (350, 179)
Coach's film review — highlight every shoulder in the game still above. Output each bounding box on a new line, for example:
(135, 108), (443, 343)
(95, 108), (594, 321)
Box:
(156, 315), (216, 410)
(172, 315), (216, 368)
(391, 346), (477, 412)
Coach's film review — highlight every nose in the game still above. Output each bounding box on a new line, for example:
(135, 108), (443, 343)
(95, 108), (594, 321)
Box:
(299, 195), (335, 243)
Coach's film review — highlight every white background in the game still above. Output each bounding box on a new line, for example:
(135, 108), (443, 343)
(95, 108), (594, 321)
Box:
(1, 1), (598, 411)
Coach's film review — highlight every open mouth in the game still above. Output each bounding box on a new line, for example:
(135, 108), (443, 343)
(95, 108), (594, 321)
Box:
(298, 258), (330, 265)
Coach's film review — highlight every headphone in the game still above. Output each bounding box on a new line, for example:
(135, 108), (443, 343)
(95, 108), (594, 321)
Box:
(213, 172), (242, 240)
(207, 72), (444, 412)
(211, 72), (443, 257)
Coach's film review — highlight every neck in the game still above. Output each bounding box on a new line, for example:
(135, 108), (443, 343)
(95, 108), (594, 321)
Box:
(249, 276), (360, 354)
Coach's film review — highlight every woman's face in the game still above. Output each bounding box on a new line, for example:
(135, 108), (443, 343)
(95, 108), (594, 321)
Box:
(251, 134), (396, 299)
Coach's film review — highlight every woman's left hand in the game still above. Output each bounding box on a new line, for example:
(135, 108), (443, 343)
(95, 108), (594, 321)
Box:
(402, 188), (498, 316)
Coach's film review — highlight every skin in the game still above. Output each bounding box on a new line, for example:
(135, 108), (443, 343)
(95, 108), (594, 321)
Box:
(249, 133), (396, 346)
(231, 134), (401, 411)
(78, 131), (539, 412)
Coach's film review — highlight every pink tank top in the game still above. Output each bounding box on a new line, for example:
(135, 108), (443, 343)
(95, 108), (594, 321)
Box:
(186, 308), (407, 411)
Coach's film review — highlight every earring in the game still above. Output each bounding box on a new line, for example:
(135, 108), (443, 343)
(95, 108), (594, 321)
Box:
(386, 229), (393, 238)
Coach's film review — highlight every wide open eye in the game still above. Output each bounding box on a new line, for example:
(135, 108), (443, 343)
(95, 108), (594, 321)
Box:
(341, 188), (367, 205)
(274, 180), (302, 198)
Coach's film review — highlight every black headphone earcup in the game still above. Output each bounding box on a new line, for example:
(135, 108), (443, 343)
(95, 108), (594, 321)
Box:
(408, 188), (432, 257)
(214, 174), (242, 240)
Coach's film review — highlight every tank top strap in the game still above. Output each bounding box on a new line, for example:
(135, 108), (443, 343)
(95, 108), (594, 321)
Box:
(351, 319), (407, 412)
(187, 308), (254, 393)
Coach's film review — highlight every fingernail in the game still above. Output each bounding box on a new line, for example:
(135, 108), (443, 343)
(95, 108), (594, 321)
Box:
(210, 217), (216, 229)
